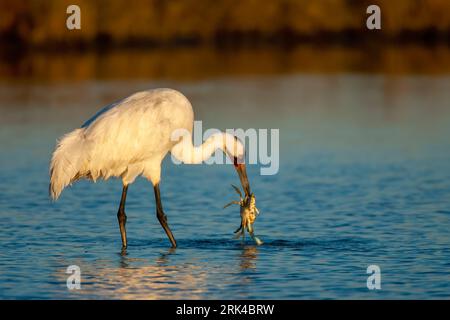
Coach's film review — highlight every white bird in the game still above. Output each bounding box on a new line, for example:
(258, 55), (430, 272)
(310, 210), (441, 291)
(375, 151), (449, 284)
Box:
(49, 88), (251, 249)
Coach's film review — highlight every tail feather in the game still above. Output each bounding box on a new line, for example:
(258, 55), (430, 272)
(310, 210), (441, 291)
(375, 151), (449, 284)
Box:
(49, 129), (88, 200)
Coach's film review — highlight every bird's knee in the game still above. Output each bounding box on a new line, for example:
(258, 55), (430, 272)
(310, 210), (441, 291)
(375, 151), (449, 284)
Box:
(117, 210), (127, 224)
(156, 209), (167, 221)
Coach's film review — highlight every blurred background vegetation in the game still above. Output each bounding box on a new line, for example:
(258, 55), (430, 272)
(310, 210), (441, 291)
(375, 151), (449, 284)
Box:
(1, 0), (449, 81)
(1, 0), (450, 47)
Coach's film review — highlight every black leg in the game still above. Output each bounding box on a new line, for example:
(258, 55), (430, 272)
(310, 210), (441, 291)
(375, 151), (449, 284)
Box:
(154, 183), (177, 248)
(117, 185), (128, 248)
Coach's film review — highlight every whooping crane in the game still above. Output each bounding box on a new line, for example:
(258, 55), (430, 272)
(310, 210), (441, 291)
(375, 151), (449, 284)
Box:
(49, 88), (251, 249)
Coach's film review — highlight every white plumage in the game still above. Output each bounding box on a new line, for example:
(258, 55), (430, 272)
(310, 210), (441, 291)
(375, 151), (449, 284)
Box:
(49, 88), (249, 248)
(51, 88), (184, 198)
(50, 88), (246, 199)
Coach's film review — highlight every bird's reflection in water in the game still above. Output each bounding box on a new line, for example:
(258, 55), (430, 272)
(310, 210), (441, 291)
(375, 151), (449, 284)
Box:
(227, 245), (259, 298)
(76, 248), (207, 299)
(155, 247), (177, 265)
(239, 246), (259, 270)
(59, 246), (261, 299)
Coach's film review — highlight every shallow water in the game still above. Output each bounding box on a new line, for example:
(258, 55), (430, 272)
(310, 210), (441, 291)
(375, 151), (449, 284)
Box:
(0, 74), (449, 299)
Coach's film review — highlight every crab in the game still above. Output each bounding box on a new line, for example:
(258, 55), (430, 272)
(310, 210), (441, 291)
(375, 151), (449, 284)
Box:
(224, 185), (263, 245)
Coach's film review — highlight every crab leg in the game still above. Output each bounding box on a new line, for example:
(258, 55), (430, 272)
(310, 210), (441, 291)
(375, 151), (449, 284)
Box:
(223, 201), (241, 209)
(231, 184), (243, 198)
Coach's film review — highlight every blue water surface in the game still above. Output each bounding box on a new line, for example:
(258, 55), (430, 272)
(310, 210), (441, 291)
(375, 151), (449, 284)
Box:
(0, 75), (449, 299)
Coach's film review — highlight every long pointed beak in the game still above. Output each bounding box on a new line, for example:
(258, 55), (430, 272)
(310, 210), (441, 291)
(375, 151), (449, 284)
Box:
(234, 159), (251, 197)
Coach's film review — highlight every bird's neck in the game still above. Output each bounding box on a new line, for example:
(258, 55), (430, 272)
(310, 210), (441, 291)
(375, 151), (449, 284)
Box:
(170, 131), (237, 164)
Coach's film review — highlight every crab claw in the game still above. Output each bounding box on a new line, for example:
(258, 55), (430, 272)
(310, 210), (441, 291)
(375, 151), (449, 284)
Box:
(252, 236), (263, 246)
(234, 226), (245, 240)
(246, 222), (253, 234)
(234, 222), (243, 234)
(246, 222), (263, 245)
(234, 231), (244, 239)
